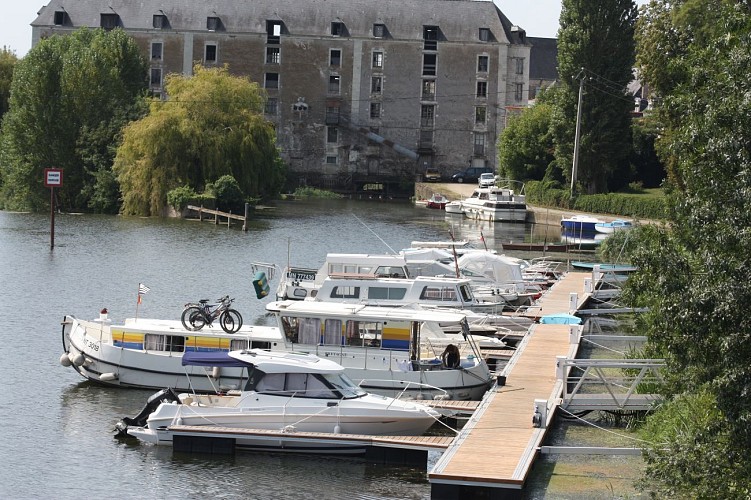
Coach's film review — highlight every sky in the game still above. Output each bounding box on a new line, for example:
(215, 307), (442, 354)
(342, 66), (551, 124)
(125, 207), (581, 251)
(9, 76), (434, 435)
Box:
(0, 1), (648, 58)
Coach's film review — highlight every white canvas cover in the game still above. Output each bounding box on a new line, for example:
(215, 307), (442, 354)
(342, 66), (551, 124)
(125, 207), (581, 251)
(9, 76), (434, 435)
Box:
(457, 253), (523, 284)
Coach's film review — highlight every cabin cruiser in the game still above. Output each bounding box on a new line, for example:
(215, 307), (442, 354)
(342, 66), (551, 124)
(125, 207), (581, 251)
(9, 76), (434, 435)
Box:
(457, 182), (527, 222)
(276, 250), (546, 309)
(61, 302), (496, 400)
(116, 349), (441, 451)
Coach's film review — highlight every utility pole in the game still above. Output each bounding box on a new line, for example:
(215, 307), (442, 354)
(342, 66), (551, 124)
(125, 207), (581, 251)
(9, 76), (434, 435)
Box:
(571, 69), (584, 198)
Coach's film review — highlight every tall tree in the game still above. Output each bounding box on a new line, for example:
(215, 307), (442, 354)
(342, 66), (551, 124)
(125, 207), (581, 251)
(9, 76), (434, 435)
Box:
(553, 0), (638, 194)
(497, 97), (555, 182)
(626, 0), (751, 495)
(114, 65), (285, 216)
(0, 46), (17, 121)
(0, 28), (147, 212)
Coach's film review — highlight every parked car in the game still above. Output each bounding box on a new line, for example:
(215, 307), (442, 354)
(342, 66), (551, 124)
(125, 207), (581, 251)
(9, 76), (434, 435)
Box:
(478, 172), (496, 188)
(424, 168), (441, 182)
(451, 166), (493, 183)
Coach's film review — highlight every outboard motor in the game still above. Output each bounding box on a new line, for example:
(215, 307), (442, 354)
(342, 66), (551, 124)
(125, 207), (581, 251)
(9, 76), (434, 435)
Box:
(115, 387), (181, 436)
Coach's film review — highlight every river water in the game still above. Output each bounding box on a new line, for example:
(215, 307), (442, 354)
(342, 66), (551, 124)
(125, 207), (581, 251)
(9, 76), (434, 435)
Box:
(0, 199), (639, 499)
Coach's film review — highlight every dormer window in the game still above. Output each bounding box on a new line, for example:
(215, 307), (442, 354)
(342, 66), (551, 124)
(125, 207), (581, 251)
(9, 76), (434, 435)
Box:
(479, 28), (491, 42)
(153, 14), (168, 29)
(267, 20), (283, 44)
(423, 26), (439, 51)
(100, 13), (119, 30)
(331, 21), (346, 37)
(373, 24), (385, 38)
(53, 11), (68, 26)
(207, 16), (220, 32)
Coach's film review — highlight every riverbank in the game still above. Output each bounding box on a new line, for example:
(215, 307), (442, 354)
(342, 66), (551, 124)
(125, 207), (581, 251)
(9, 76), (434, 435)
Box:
(415, 182), (657, 227)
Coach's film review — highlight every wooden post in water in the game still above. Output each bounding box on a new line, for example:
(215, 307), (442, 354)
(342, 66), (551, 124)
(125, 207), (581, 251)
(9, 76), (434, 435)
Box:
(228, 210), (231, 228)
(199, 205), (204, 222)
(243, 203), (249, 231)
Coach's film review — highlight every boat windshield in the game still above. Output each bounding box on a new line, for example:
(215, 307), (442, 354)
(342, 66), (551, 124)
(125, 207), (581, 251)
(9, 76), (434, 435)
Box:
(246, 369), (366, 399)
(321, 373), (367, 399)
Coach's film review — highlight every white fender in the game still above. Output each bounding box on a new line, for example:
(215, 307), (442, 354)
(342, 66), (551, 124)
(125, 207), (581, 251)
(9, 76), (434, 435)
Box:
(69, 351), (85, 366)
(333, 424), (341, 434)
(99, 373), (118, 382)
(212, 366), (221, 379)
(59, 353), (72, 367)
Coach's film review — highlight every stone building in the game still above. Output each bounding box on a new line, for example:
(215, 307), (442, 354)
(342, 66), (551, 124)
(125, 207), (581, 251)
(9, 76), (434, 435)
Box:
(32, 0), (531, 195)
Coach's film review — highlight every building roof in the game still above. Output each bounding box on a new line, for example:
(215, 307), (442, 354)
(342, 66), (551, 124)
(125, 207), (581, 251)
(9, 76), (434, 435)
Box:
(33, 0), (526, 46)
(528, 36), (558, 81)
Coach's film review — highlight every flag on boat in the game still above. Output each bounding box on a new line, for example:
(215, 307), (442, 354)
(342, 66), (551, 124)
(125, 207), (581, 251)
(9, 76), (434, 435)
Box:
(137, 283), (150, 305)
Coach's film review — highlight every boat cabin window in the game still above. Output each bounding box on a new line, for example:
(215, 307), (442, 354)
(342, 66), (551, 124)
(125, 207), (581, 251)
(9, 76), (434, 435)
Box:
(144, 334), (185, 352)
(367, 286), (407, 300)
(420, 286), (458, 302)
(374, 266), (408, 278)
(459, 284), (473, 302)
(250, 371), (341, 398)
(329, 285), (360, 299)
(281, 316), (384, 348)
(229, 339), (272, 350)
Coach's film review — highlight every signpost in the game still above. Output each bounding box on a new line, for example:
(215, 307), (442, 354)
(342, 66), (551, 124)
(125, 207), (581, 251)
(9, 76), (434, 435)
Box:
(44, 168), (63, 249)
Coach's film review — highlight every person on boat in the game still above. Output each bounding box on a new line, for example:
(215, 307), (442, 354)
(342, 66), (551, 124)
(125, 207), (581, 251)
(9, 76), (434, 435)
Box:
(441, 344), (461, 369)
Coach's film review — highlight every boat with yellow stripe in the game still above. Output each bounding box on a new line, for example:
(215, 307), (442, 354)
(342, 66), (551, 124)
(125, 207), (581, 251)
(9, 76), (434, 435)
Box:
(61, 302), (494, 400)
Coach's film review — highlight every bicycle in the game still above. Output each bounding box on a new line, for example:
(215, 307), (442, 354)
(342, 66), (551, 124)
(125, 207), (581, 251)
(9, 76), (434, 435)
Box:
(181, 295), (243, 333)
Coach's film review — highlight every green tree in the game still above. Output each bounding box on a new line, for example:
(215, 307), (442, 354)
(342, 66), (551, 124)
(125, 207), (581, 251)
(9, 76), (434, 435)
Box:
(625, 0), (751, 495)
(553, 0), (638, 194)
(0, 46), (18, 121)
(115, 65), (284, 216)
(497, 97), (555, 182)
(0, 28), (147, 212)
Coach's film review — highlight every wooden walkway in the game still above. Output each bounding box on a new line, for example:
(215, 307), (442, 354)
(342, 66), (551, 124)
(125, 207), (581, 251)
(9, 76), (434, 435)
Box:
(429, 272), (587, 494)
(169, 425), (454, 451)
(521, 271), (591, 321)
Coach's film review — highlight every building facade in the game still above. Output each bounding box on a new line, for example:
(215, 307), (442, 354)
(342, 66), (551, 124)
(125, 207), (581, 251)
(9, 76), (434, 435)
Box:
(32, 0), (530, 195)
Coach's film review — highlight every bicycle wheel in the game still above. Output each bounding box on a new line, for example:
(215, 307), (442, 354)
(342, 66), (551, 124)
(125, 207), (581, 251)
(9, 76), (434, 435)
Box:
(181, 306), (205, 331)
(220, 309), (243, 333)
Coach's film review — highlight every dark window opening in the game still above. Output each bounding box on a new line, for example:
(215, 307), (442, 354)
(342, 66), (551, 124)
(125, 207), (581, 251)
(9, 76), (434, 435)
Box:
(205, 44), (217, 62)
(422, 54), (437, 76)
(267, 21), (283, 44)
(54, 11), (67, 26)
(100, 13), (119, 30)
(265, 73), (279, 89)
(207, 16), (221, 32)
(423, 25), (439, 50)
(153, 14), (168, 29)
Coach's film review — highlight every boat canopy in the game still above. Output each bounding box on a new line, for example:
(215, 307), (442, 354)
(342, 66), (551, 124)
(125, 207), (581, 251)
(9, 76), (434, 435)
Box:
(182, 351), (247, 367)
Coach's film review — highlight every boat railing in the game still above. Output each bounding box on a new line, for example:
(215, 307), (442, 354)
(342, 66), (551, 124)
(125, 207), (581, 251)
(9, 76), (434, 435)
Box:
(356, 378), (450, 402)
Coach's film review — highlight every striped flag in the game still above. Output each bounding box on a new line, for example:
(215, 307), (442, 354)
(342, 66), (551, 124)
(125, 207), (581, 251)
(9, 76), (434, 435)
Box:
(137, 283), (150, 305)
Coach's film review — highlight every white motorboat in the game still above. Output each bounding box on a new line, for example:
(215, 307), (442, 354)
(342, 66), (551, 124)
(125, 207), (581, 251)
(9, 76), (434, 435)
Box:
(594, 219), (633, 234)
(444, 200), (463, 215)
(117, 349), (441, 451)
(61, 302), (495, 400)
(459, 181), (527, 222)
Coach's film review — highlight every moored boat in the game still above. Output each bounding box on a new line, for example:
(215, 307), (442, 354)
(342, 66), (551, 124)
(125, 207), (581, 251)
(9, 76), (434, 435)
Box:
(594, 219), (633, 234)
(426, 193), (449, 209)
(61, 302), (495, 400)
(116, 349), (441, 451)
(560, 214), (605, 232)
(459, 180), (527, 222)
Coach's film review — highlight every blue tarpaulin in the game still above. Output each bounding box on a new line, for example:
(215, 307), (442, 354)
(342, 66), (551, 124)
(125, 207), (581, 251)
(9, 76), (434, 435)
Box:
(182, 350), (248, 367)
(540, 313), (582, 325)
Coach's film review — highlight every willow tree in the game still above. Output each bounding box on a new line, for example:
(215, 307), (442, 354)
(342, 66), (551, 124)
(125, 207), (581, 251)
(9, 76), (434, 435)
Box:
(552, 0), (638, 194)
(115, 65), (284, 216)
(0, 29), (147, 212)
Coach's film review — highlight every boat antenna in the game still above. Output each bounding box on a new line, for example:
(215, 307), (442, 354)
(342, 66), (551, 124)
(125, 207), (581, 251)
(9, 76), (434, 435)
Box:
(352, 213), (396, 253)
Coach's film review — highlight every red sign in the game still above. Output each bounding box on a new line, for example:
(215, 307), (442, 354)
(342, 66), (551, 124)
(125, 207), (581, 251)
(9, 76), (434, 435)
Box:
(44, 168), (63, 187)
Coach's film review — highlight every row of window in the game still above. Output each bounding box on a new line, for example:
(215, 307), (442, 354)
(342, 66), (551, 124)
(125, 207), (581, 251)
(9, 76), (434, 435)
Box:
(56, 11), (495, 44)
